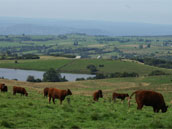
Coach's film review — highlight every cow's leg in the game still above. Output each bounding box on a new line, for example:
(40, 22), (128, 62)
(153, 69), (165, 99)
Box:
(157, 109), (160, 113)
(153, 107), (157, 112)
(153, 106), (159, 113)
(53, 97), (55, 104)
(49, 96), (51, 104)
(60, 100), (62, 105)
(137, 103), (143, 110)
(113, 97), (116, 103)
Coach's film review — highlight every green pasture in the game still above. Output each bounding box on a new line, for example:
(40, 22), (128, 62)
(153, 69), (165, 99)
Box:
(0, 58), (172, 76)
(0, 75), (172, 129)
(0, 58), (72, 71)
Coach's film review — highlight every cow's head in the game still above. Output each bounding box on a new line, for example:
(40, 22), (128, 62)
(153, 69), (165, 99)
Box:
(125, 94), (129, 97)
(98, 90), (103, 98)
(25, 92), (28, 96)
(67, 89), (72, 95)
(162, 106), (168, 113)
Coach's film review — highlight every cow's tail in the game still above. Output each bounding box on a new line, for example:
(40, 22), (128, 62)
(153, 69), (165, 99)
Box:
(128, 91), (137, 107)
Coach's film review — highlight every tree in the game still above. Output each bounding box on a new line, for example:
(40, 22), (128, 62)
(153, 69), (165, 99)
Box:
(87, 65), (98, 74)
(147, 44), (151, 48)
(43, 68), (62, 82)
(139, 44), (143, 49)
(27, 76), (36, 82)
(74, 40), (78, 46)
(148, 70), (167, 76)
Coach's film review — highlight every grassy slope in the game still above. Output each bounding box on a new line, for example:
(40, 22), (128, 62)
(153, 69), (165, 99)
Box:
(0, 57), (172, 76)
(0, 75), (172, 128)
(0, 58), (72, 71)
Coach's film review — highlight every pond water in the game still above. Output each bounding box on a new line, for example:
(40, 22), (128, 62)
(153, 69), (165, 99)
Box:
(0, 68), (95, 82)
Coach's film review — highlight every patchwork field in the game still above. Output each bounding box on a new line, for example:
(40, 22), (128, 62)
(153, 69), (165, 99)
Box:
(1, 34), (172, 59)
(0, 75), (172, 129)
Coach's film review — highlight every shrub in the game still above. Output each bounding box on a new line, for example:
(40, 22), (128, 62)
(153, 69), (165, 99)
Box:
(27, 76), (42, 82)
(87, 65), (98, 74)
(27, 76), (36, 82)
(95, 73), (106, 79)
(76, 78), (85, 81)
(43, 68), (67, 82)
(148, 70), (167, 76)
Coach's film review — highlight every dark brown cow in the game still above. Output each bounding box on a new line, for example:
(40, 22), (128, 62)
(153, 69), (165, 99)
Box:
(43, 87), (49, 97)
(93, 90), (103, 101)
(13, 86), (28, 96)
(0, 83), (8, 92)
(48, 88), (72, 104)
(112, 92), (129, 102)
(128, 90), (168, 113)
(0, 83), (5, 90)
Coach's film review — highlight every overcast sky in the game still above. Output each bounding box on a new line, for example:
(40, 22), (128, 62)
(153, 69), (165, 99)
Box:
(0, 0), (171, 24)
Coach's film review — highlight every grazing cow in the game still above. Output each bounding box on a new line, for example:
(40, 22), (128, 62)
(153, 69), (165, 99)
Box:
(0, 83), (5, 90)
(93, 90), (103, 101)
(112, 92), (129, 102)
(0, 83), (8, 92)
(43, 87), (49, 97)
(128, 90), (168, 113)
(13, 86), (28, 96)
(48, 88), (72, 104)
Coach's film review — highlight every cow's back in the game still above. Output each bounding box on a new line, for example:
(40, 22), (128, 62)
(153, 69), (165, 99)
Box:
(136, 90), (165, 107)
(13, 86), (26, 94)
(52, 88), (66, 99)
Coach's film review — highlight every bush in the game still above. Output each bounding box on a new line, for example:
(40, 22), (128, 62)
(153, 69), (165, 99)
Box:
(27, 76), (42, 82)
(27, 76), (36, 82)
(95, 73), (106, 79)
(76, 78), (85, 81)
(87, 65), (98, 74)
(148, 70), (167, 76)
(19, 54), (40, 59)
(43, 68), (67, 82)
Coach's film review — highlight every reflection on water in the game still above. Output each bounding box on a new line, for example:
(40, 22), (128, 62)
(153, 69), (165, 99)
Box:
(0, 68), (95, 82)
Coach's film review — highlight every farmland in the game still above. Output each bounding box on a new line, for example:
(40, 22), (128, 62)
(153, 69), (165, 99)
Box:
(0, 75), (172, 129)
(0, 34), (172, 128)
(1, 34), (172, 60)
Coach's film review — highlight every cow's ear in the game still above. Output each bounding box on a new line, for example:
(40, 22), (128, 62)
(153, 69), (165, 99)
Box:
(166, 106), (169, 108)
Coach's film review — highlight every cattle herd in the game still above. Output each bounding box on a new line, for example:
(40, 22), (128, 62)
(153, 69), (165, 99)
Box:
(0, 83), (169, 113)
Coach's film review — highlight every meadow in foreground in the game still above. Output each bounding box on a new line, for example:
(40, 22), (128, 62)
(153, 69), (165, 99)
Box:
(0, 76), (172, 129)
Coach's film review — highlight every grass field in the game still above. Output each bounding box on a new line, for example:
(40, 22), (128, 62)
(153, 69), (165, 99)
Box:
(0, 57), (172, 76)
(0, 75), (172, 128)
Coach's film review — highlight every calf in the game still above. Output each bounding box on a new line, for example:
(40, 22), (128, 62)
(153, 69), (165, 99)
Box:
(13, 86), (28, 96)
(0, 83), (8, 92)
(43, 87), (49, 97)
(93, 90), (103, 101)
(48, 88), (72, 104)
(128, 90), (168, 113)
(112, 92), (129, 102)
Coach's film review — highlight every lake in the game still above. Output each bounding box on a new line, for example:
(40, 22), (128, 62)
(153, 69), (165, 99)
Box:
(0, 68), (95, 82)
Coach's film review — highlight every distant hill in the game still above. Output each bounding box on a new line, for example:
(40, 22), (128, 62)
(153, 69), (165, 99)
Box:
(0, 17), (172, 36)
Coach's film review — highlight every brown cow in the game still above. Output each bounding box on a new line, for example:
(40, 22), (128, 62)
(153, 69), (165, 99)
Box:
(128, 90), (168, 113)
(93, 90), (103, 101)
(48, 88), (72, 104)
(0, 83), (8, 92)
(0, 83), (5, 90)
(43, 87), (49, 97)
(112, 92), (129, 102)
(13, 86), (28, 96)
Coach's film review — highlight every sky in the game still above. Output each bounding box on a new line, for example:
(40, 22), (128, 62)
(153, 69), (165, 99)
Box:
(0, 0), (172, 24)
